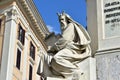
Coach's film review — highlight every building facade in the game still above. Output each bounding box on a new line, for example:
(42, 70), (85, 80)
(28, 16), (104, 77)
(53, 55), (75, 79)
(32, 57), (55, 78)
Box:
(0, 0), (49, 80)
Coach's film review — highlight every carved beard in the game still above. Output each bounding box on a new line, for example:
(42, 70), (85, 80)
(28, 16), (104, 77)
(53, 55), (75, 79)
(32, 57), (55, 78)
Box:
(60, 22), (67, 31)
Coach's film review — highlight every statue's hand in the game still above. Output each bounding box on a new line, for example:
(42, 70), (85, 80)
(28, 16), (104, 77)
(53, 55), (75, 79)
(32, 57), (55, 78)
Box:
(47, 46), (53, 53)
(47, 46), (58, 54)
(47, 46), (52, 50)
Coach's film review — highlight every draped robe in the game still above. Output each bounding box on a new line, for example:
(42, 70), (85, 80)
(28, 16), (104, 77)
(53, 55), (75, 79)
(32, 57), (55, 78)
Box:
(37, 19), (91, 78)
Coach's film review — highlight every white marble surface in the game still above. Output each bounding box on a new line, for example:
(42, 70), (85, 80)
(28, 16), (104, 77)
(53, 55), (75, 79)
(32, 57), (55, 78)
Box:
(46, 57), (96, 80)
(96, 51), (120, 80)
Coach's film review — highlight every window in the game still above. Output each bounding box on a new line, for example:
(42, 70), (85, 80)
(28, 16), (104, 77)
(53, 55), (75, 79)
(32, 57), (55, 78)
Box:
(18, 24), (25, 45)
(30, 42), (35, 60)
(29, 65), (33, 80)
(16, 49), (21, 70)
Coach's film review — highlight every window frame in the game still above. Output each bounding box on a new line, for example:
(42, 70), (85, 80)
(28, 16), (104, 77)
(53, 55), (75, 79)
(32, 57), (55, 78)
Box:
(29, 42), (36, 60)
(16, 48), (21, 70)
(18, 24), (25, 45)
(29, 64), (33, 80)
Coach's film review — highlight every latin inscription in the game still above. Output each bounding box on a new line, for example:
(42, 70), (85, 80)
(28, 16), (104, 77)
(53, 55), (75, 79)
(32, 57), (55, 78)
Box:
(104, 0), (120, 37)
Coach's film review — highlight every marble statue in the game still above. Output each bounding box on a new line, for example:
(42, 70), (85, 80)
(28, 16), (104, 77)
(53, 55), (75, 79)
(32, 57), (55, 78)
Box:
(37, 12), (91, 79)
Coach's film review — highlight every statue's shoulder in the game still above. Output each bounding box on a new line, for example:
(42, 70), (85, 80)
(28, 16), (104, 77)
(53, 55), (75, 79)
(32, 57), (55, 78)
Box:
(68, 23), (74, 27)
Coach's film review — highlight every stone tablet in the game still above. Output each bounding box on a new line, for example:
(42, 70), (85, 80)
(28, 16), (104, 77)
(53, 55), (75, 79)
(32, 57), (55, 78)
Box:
(103, 0), (120, 38)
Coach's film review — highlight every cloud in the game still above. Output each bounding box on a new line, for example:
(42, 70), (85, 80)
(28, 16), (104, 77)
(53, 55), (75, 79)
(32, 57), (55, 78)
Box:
(47, 25), (60, 34)
(47, 25), (54, 32)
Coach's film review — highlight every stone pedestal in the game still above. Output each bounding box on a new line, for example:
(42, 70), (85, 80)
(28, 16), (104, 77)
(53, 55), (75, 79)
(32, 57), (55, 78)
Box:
(46, 57), (96, 80)
(87, 0), (120, 80)
(96, 51), (120, 80)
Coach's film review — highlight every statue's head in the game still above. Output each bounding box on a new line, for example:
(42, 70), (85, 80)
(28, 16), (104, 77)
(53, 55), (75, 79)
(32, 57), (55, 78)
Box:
(57, 11), (71, 22)
(57, 11), (72, 31)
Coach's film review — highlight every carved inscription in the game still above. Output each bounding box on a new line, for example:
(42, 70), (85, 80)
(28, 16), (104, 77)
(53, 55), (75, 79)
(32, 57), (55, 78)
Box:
(103, 0), (120, 37)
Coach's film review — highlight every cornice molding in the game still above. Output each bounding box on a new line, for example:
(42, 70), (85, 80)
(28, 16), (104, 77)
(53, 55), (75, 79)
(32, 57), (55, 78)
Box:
(16, 0), (46, 39)
(0, 0), (48, 50)
(15, 0), (48, 50)
(26, 0), (49, 34)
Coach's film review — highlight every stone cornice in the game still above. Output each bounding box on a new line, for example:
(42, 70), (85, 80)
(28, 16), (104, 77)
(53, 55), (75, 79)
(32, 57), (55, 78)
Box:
(96, 47), (120, 55)
(16, 0), (45, 38)
(15, 0), (48, 50)
(26, 0), (49, 34)
(0, 0), (48, 50)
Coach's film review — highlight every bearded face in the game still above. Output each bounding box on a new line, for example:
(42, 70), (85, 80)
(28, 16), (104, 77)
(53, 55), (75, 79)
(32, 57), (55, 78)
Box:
(59, 15), (67, 31)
